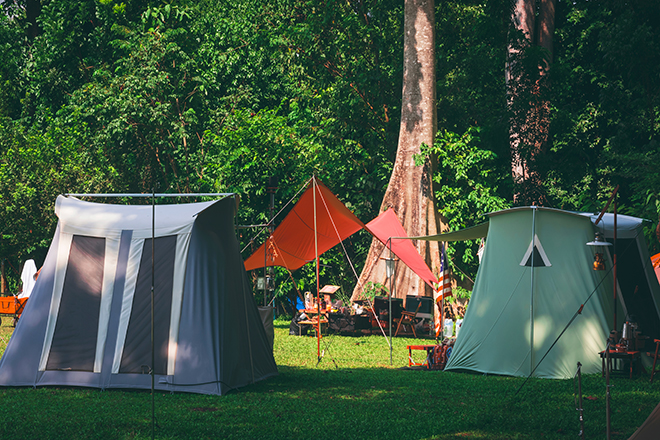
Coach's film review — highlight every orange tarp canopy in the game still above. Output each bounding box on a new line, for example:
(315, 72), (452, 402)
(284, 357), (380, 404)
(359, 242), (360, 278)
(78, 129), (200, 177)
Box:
(243, 182), (440, 294)
(243, 181), (365, 271)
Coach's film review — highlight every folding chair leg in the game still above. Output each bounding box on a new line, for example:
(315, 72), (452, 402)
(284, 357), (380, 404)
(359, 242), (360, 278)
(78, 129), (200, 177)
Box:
(651, 340), (660, 383)
(395, 319), (404, 337)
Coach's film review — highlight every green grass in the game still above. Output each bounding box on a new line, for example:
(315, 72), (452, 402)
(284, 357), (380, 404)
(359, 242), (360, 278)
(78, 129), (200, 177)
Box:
(1, 317), (659, 439)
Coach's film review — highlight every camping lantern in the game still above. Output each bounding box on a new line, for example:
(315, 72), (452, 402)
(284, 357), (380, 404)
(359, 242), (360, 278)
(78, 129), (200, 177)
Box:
(586, 232), (612, 271)
(384, 256), (396, 279)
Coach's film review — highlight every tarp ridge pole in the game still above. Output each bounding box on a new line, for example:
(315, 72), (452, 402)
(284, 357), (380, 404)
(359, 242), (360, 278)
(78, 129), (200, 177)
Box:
(313, 176), (321, 361)
(441, 242), (445, 342)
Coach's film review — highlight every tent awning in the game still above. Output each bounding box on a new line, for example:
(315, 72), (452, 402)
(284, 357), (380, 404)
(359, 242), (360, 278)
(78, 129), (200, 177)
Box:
(409, 221), (489, 242)
(243, 181), (365, 272)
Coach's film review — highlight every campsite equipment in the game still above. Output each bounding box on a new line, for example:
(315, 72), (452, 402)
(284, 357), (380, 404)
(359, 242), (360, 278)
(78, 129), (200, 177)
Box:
(243, 178), (444, 365)
(443, 319), (454, 338)
(415, 206), (660, 379)
(0, 195), (277, 395)
(455, 319), (463, 338)
(0, 295), (27, 327)
(587, 232), (611, 271)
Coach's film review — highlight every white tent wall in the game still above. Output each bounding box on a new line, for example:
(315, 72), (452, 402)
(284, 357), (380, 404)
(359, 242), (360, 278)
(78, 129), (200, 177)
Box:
(0, 196), (277, 395)
(445, 208), (617, 379)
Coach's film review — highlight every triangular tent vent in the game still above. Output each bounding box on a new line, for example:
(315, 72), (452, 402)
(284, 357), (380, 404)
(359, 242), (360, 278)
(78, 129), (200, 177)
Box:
(520, 234), (552, 267)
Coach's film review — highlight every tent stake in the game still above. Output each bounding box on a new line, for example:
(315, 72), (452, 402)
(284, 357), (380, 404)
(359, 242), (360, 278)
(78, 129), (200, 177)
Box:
(576, 362), (585, 439)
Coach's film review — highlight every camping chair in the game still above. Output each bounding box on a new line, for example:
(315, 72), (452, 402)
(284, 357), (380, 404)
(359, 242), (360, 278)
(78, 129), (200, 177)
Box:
(395, 302), (422, 338)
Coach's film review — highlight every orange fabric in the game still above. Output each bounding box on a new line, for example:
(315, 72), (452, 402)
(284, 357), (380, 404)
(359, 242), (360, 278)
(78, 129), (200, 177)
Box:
(364, 208), (438, 289)
(243, 181), (365, 271)
(652, 253), (660, 285)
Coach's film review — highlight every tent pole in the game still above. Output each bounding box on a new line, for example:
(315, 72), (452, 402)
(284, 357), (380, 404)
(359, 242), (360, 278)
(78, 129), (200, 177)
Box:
(264, 238), (267, 307)
(388, 238), (393, 366)
(613, 195), (617, 334)
(441, 244), (445, 341)
(151, 190), (155, 440)
(593, 185), (619, 334)
(313, 177), (321, 361)
(530, 206), (537, 375)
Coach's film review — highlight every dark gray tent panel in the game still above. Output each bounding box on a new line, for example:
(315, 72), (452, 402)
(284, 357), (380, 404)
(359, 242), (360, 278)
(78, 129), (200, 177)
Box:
(0, 195), (277, 395)
(628, 401), (660, 440)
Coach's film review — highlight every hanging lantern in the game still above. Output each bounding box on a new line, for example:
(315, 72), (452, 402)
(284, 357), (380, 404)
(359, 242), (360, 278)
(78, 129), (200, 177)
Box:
(586, 232), (612, 271)
(385, 257), (396, 279)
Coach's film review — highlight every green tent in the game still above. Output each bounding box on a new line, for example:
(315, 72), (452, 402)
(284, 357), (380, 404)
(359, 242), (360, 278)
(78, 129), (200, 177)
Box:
(433, 207), (660, 379)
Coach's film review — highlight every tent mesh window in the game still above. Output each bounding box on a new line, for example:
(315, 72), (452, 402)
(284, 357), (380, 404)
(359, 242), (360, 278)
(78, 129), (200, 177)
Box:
(120, 235), (177, 375)
(47, 235), (105, 372)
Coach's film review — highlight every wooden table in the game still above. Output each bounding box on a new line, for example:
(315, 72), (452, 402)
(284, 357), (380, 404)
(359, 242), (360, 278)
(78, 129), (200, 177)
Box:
(599, 349), (640, 379)
(297, 317), (328, 337)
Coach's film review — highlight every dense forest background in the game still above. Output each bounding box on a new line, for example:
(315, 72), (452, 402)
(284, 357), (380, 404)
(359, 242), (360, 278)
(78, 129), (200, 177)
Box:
(0, 0), (658, 306)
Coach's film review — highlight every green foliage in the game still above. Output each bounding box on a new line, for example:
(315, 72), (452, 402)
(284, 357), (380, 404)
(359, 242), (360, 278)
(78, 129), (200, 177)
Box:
(361, 281), (389, 302)
(452, 285), (472, 300)
(0, 13), (24, 119)
(1, 0), (660, 294)
(418, 127), (509, 276)
(0, 112), (112, 265)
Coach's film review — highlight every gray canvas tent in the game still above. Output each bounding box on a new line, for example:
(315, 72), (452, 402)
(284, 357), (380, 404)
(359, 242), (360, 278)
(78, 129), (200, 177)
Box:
(0, 195), (277, 395)
(417, 206), (660, 379)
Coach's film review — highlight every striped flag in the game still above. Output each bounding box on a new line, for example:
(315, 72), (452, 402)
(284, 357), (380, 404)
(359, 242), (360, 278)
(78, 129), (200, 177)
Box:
(434, 244), (453, 338)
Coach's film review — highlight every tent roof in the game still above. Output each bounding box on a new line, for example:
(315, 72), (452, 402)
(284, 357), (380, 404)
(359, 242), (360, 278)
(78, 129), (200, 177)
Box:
(243, 181), (365, 272)
(364, 208), (437, 288)
(490, 206), (647, 238)
(55, 195), (232, 235)
(409, 206), (650, 243)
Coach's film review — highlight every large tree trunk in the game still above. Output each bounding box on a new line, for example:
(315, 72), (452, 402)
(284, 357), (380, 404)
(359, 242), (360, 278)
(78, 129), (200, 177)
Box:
(507, 0), (556, 205)
(352, 0), (442, 301)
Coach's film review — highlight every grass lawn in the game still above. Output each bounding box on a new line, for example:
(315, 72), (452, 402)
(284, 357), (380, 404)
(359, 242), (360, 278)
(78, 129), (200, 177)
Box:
(1, 316), (659, 439)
